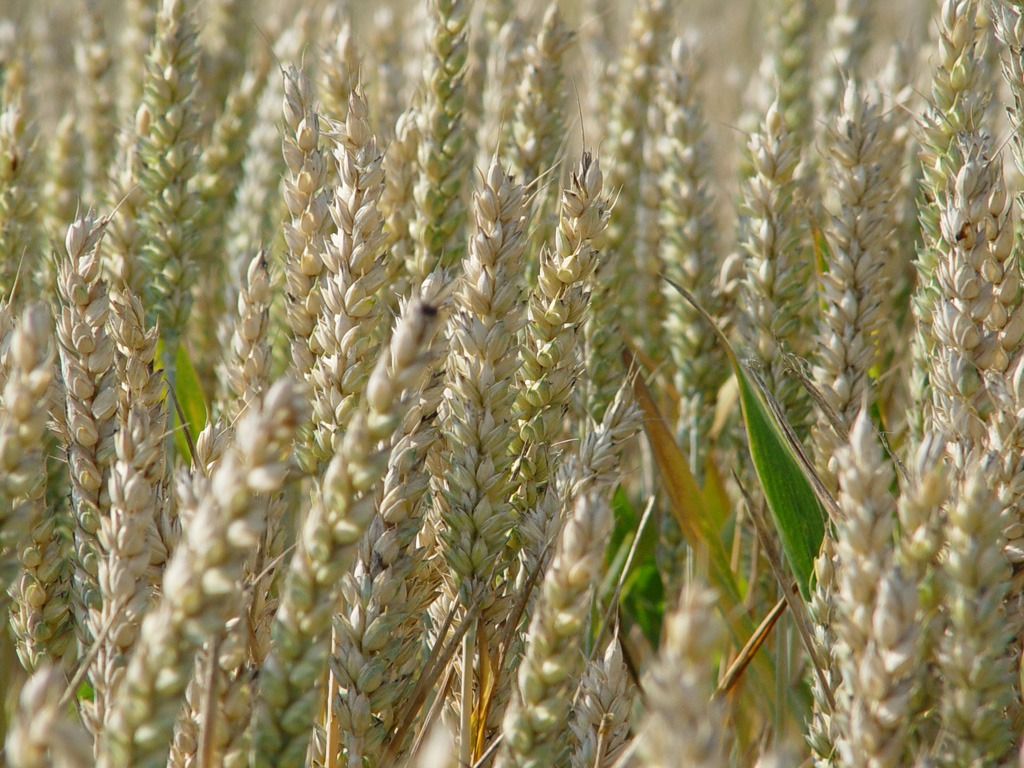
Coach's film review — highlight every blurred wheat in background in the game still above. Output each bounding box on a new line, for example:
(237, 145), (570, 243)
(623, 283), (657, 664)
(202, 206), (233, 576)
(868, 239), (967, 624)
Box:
(0, 0), (1022, 766)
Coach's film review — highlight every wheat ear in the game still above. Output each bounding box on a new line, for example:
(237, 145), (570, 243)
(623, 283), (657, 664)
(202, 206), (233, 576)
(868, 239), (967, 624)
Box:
(99, 379), (308, 768)
(254, 300), (440, 767)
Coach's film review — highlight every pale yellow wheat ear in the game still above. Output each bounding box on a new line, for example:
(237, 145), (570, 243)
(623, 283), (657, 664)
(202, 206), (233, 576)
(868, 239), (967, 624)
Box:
(829, 411), (922, 767)
(6, 667), (92, 768)
(4, 303), (74, 675)
(83, 285), (170, 739)
(55, 213), (118, 665)
(2, 302), (71, 676)
(318, 12), (360, 127)
(509, 3), (575, 255)
(910, 0), (990, 441)
(937, 459), (1017, 764)
(308, 82), (388, 472)
(637, 584), (729, 768)
(428, 153), (527, 763)
(100, 378), (309, 768)
(600, 0), (672, 370)
(75, 0), (116, 200)
(569, 634), (635, 768)
(761, 0), (815, 144)
(513, 151), (608, 527)
(817, 0), (873, 118)
(280, 64), (330, 381)
(0, 72), (40, 307)
(219, 250), (272, 421)
(254, 297), (441, 767)
(735, 97), (814, 437)
(499, 492), (612, 768)
(811, 80), (902, 490)
(191, 61), (273, 382)
(382, 107), (421, 307)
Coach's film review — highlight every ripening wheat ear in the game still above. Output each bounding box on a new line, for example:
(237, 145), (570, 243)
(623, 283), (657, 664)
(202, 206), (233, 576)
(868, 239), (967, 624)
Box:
(319, 15), (361, 127)
(219, 250), (272, 420)
(600, 0), (672, 368)
(807, 536), (839, 766)
(2, 304), (73, 679)
(199, 0), (252, 115)
(281, 64), (330, 379)
(760, 0), (815, 142)
(102, 126), (145, 293)
(5, 306), (73, 674)
(509, 3), (575, 252)
(911, 0), (990, 439)
(0, 78), (40, 304)
(364, 5), (416, 140)
(927, 135), (1019, 457)
(497, 154), (612, 723)
(499, 492), (612, 768)
(85, 403), (162, 737)
(107, 288), (171, 568)
(831, 411), (920, 768)
(512, 152), (608, 524)
(656, 35), (728, 474)
(0, 303), (54, 591)
(432, 154), (527, 597)
(569, 636), (635, 768)
(382, 108), (421, 307)
(309, 80), (393, 759)
(937, 460), (1017, 765)
(223, 66), (287, 286)
(427, 155), (528, 761)
(223, 6), (321, 287)
(254, 299), (441, 768)
(5, 667), (92, 768)
(74, 1), (116, 200)
(55, 214), (118, 649)
(481, 13), (527, 167)
(637, 585), (729, 768)
(191, 60), (273, 378)
(410, 0), (472, 280)
(817, 0), (873, 118)
(734, 99), (814, 435)
(41, 116), (84, 266)
(116, 0), (154, 121)
(308, 83), (388, 471)
(100, 378), (309, 768)
(562, 378), (642, 501)
(994, 3), (1024, 179)
(603, 0), (671, 257)
(985, 4), (1024, 599)
(83, 287), (170, 737)
(135, 0), (202, 372)
(326, 274), (452, 765)
(811, 81), (902, 487)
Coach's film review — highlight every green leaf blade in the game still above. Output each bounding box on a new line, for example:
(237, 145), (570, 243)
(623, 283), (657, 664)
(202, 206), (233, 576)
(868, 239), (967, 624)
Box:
(662, 276), (826, 599)
(735, 366), (824, 598)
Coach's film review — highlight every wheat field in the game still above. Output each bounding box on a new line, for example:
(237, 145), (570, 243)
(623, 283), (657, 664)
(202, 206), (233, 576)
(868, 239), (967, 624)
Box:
(0, 0), (1021, 766)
